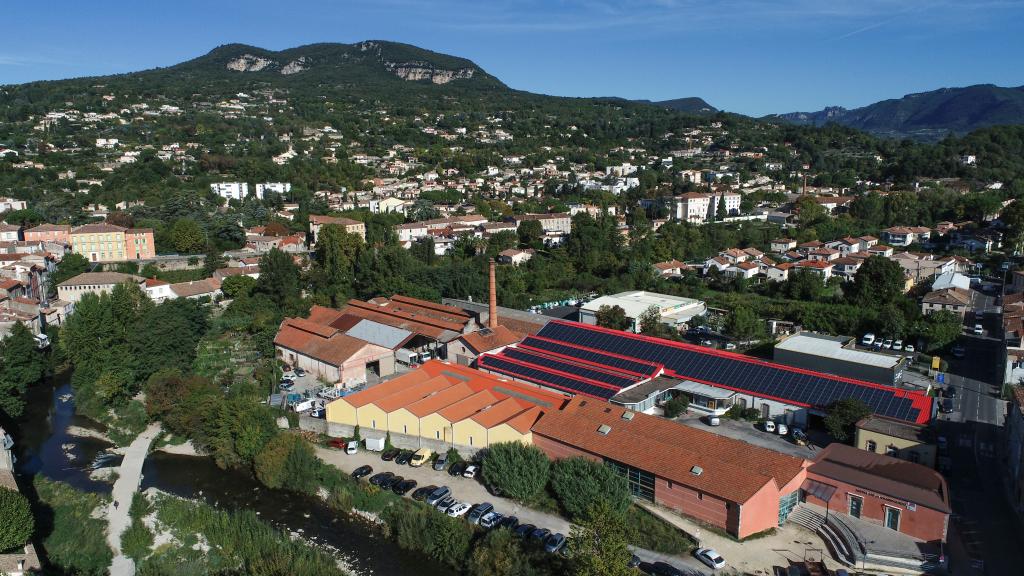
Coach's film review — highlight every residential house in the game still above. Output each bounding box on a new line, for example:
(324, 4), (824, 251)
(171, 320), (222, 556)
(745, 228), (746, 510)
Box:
(0, 224), (22, 242)
(793, 259), (834, 282)
(169, 278), (222, 300)
(770, 239), (797, 253)
(921, 288), (972, 318)
(882, 226), (932, 247)
(653, 259), (690, 278)
(143, 278), (174, 303)
(69, 223), (154, 262)
(56, 272), (146, 303)
(24, 224), (70, 245)
(309, 214), (366, 243)
(831, 257), (863, 281)
(856, 415), (937, 469)
(766, 262), (793, 283)
(497, 248), (535, 266)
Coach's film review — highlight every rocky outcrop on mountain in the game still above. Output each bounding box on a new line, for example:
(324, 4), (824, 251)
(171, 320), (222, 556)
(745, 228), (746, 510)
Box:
(384, 61), (476, 84)
(280, 57), (309, 75)
(225, 54), (276, 72)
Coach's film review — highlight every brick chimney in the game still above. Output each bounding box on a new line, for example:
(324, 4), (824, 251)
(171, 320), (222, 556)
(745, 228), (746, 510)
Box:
(488, 258), (498, 329)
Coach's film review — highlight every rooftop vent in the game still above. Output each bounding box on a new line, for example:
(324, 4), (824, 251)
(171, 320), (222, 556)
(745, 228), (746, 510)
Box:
(690, 465), (703, 476)
(478, 328), (493, 336)
(579, 400), (588, 407)
(597, 424), (612, 435)
(604, 407), (612, 413)
(621, 411), (635, 421)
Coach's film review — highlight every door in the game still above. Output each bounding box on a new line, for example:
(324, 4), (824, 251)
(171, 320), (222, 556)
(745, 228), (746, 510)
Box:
(884, 507), (900, 530)
(849, 495), (863, 518)
(761, 403), (770, 419)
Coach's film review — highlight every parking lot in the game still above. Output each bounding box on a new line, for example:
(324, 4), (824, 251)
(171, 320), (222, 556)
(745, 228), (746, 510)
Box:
(675, 414), (822, 459)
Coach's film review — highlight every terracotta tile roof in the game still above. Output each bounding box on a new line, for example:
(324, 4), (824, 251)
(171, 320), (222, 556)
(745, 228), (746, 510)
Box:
(58, 271), (143, 287)
(336, 370), (432, 408)
(402, 382), (477, 417)
(307, 304), (346, 325)
(169, 277), (221, 298)
(459, 326), (523, 355)
(653, 259), (689, 271)
(273, 320), (370, 367)
(809, 443), (950, 513)
(470, 397), (529, 427)
(734, 261), (759, 271)
(310, 214), (362, 226)
(922, 288), (972, 306)
(502, 405), (544, 434)
(438, 390), (500, 422)
(795, 260), (833, 270)
(26, 223), (70, 232)
(340, 303), (449, 340)
(144, 278), (168, 287)
(374, 376), (453, 413)
(531, 397), (807, 504)
(0, 279), (20, 290)
(71, 223), (126, 234)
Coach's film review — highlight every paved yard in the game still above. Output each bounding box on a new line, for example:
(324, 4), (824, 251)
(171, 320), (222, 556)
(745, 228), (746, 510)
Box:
(675, 414), (820, 459)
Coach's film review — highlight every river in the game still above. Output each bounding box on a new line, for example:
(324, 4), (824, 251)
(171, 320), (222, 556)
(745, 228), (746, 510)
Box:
(13, 375), (455, 576)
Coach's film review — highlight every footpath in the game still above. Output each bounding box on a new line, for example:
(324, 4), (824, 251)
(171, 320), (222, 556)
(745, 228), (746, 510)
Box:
(105, 423), (162, 576)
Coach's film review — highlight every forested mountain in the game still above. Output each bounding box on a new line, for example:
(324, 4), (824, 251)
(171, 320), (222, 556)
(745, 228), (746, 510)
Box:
(639, 97), (717, 114)
(769, 84), (1024, 140)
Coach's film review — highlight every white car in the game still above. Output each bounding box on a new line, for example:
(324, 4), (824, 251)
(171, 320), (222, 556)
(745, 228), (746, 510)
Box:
(696, 547), (726, 570)
(973, 324), (984, 335)
(861, 333), (875, 346)
(462, 464), (479, 479)
(446, 502), (471, 518)
(882, 339), (893, 349)
(904, 344), (915, 353)
(892, 339), (903, 351)
(777, 423), (789, 436)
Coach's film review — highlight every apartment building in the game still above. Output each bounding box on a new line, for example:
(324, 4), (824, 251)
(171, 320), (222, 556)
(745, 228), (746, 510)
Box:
(69, 224), (155, 262)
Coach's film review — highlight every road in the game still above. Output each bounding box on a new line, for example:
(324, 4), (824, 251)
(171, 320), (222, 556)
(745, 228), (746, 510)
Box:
(316, 446), (711, 575)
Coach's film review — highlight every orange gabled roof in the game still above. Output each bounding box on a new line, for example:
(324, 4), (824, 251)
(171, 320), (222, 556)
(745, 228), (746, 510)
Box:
(307, 304), (346, 325)
(470, 397), (528, 428)
(502, 405), (544, 434)
(402, 382), (477, 417)
(338, 370), (436, 408)
(438, 390), (500, 422)
(374, 376), (453, 413)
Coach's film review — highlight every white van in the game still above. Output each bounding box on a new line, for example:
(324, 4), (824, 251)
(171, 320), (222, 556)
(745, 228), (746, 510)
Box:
(763, 421), (777, 433)
(861, 333), (876, 346)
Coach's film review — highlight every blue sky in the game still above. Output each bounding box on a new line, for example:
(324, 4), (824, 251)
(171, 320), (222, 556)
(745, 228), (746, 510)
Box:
(2, 0), (1021, 116)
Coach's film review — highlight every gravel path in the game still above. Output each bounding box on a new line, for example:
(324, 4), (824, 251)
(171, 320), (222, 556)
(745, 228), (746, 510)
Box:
(105, 423), (162, 576)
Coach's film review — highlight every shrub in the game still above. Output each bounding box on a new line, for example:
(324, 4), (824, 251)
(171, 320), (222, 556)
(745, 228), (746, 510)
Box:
(481, 442), (550, 502)
(662, 393), (690, 418)
(254, 432), (319, 493)
(551, 457), (630, 520)
(624, 505), (694, 555)
(0, 487), (33, 552)
(33, 478), (112, 576)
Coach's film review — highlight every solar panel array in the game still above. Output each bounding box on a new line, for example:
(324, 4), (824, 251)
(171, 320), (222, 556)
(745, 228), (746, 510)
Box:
(520, 336), (661, 377)
(536, 322), (923, 422)
(501, 347), (640, 389)
(478, 356), (619, 399)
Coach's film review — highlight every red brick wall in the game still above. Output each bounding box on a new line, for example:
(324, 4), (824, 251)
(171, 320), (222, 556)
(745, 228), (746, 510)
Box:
(654, 477), (733, 534)
(805, 472), (948, 543)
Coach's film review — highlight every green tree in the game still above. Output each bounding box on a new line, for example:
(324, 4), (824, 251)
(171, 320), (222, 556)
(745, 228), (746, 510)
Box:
(480, 442), (550, 502)
(715, 193), (728, 220)
(517, 219), (544, 248)
(637, 305), (665, 336)
(313, 225), (362, 306)
(211, 399), (278, 469)
(845, 256), (906, 307)
(1000, 199), (1024, 254)
(0, 322), (47, 419)
(467, 528), (532, 576)
(550, 457), (631, 520)
(823, 398), (872, 442)
(0, 487), (34, 552)
(255, 248), (301, 309)
(170, 218), (206, 254)
(725, 305), (761, 340)
(254, 433), (319, 493)
(202, 245), (226, 276)
(662, 393), (690, 418)
(49, 253), (90, 296)
(221, 275), (256, 299)
(921, 310), (963, 352)
(595, 305), (631, 331)
(568, 500), (635, 576)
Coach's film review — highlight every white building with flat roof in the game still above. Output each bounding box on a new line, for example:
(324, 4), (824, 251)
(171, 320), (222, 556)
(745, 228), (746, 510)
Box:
(580, 290), (706, 332)
(774, 331), (907, 386)
(210, 182), (249, 201)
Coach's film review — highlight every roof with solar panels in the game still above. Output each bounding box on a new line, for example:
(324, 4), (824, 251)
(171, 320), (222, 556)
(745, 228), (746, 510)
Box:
(476, 320), (932, 424)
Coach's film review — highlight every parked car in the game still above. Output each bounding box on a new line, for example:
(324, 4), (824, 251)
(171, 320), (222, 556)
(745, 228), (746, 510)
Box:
(410, 448), (433, 467)
(861, 333), (876, 346)
(893, 339), (903, 351)
(974, 324), (984, 335)
(446, 502), (471, 518)
(952, 345), (966, 358)
(777, 423), (788, 436)
(791, 428), (808, 446)
(380, 475), (402, 490)
(381, 448), (400, 461)
(763, 421), (776, 433)
(479, 511), (504, 529)
(435, 496), (457, 513)
(941, 398), (955, 414)
(411, 485), (436, 501)
(368, 472), (393, 486)
(544, 533), (567, 553)
(882, 339), (893, 349)
(351, 465), (373, 479)
(530, 527), (551, 542)
(467, 502), (494, 525)
(944, 386), (958, 399)
(449, 461), (468, 477)
(463, 464), (479, 479)
(695, 548), (727, 570)
(279, 381), (295, 391)
(646, 561), (686, 576)
(393, 479), (417, 495)
(281, 372), (296, 380)
(309, 407), (325, 419)
(345, 441), (358, 455)
(395, 450), (414, 465)
(904, 344), (916, 353)
(433, 452), (449, 471)
(425, 486), (451, 506)
(294, 367), (306, 377)
(705, 415), (721, 426)
(498, 515), (519, 530)
(514, 524), (536, 538)
(328, 438), (348, 450)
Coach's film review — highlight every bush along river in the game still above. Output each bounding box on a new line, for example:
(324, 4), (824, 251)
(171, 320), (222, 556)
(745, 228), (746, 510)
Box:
(13, 373), (455, 576)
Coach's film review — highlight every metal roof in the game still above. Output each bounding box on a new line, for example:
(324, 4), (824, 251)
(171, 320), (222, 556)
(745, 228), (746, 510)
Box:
(345, 319), (413, 350)
(775, 332), (903, 369)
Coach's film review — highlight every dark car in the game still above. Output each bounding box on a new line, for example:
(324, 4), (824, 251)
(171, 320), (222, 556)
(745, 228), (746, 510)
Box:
(351, 465), (373, 479)
(944, 386), (958, 399)
(425, 486), (451, 506)
(449, 461), (468, 477)
(368, 472), (393, 486)
(381, 449), (400, 461)
(498, 515), (519, 530)
(647, 561), (685, 576)
(393, 479), (417, 495)
(637, 563), (657, 575)
(411, 485), (437, 501)
(294, 367), (306, 377)
(395, 450), (414, 465)
(530, 527), (551, 542)
(380, 475), (403, 490)
(941, 398), (955, 414)
(544, 533), (566, 554)
(467, 502), (493, 525)
(627, 554), (641, 568)
(433, 452), (449, 471)
(514, 523), (536, 539)
(435, 496), (457, 513)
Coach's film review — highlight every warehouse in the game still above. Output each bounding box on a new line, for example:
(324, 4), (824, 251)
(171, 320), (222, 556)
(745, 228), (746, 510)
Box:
(478, 320), (931, 426)
(325, 361), (568, 451)
(531, 396), (809, 539)
(774, 332), (907, 386)
(579, 291), (706, 332)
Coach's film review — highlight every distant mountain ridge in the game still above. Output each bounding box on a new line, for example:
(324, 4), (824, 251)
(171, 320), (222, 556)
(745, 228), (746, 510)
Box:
(768, 84), (1024, 139)
(637, 97), (718, 114)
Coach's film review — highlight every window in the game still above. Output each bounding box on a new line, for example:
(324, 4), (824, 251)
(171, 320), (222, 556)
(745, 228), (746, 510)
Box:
(886, 445), (898, 457)
(866, 440), (877, 452)
(469, 436), (474, 446)
(403, 425), (407, 434)
(605, 459), (655, 502)
(371, 419), (376, 428)
(435, 431), (440, 439)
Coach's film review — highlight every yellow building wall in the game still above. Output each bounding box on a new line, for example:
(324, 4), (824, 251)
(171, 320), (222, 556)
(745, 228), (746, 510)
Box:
(452, 419), (489, 448)
(357, 404), (389, 432)
(487, 425), (531, 446)
(325, 398), (358, 426)
(420, 413), (454, 444)
(855, 428), (937, 467)
(387, 408), (421, 437)
(72, 231), (127, 262)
